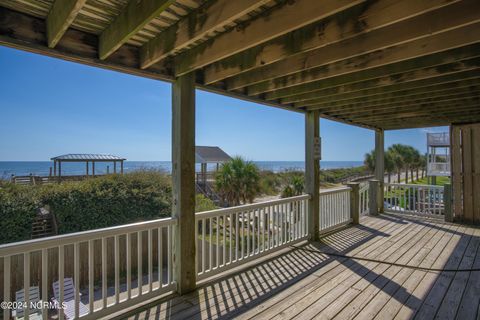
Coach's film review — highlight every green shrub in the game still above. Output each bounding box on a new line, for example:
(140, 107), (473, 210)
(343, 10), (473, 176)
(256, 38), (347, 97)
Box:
(195, 194), (218, 212)
(41, 171), (172, 234)
(0, 184), (39, 244)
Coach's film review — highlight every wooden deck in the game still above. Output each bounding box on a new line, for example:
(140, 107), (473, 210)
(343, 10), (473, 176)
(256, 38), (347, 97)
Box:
(123, 214), (480, 320)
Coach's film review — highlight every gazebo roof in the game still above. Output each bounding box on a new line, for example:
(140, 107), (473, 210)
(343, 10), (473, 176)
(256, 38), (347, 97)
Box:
(1, 0), (479, 130)
(51, 154), (126, 161)
(195, 146), (231, 164)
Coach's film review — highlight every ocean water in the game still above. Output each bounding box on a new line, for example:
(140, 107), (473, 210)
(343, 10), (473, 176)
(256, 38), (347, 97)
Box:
(0, 161), (363, 179)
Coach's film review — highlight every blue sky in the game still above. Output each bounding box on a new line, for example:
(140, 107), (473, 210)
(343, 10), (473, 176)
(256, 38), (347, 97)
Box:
(0, 46), (447, 161)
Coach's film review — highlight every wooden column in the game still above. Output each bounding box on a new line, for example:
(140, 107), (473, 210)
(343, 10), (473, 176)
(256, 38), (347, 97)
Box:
(347, 182), (360, 224)
(86, 161), (89, 176)
(305, 110), (320, 241)
(369, 179), (379, 215)
(121, 161), (124, 174)
(444, 183), (453, 222)
(172, 72), (196, 294)
(92, 162), (95, 176)
(113, 161), (117, 174)
(54, 161), (57, 177)
(374, 130), (385, 213)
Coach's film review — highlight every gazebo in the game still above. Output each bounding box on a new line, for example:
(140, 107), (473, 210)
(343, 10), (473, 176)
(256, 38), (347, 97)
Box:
(195, 146), (231, 185)
(51, 154), (126, 178)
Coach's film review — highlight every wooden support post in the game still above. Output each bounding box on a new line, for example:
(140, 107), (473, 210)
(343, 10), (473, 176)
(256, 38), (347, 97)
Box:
(54, 161), (57, 177)
(375, 130), (385, 213)
(114, 161), (117, 174)
(121, 161), (124, 174)
(305, 110), (320, 241)
(86, 161), (89, 176)
(347, 182), (360, 224)
(92, 162), (95, 177)
(444, 183), (453, 222)
(172, 72), (196, 294)
(49, 167), (52, 177)
(369, 179), (380, 215)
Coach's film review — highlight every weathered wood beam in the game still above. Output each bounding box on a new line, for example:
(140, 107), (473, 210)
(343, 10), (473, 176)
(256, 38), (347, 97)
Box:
(247, 17), (480, 95)
(47, 0), (86, 48)
(240, 1), (480, 94)
(291, 68), (480, 112)
(375, 130), (384, 212)
(344, 98), (480, 122)
(305, 110), (320, 240)
(204, 0), (459, 85)
(140, 0), (271, 69)
(365, 111), (480, 128)
(99, 0), (175, 60)
(290, 71), (480, 109)
(295, 58), (480, 108)
(172, 72), (196, 294)
(298, 80), (480, 111)
(174, 0), (365, 76)
(307, 86), (480, 113)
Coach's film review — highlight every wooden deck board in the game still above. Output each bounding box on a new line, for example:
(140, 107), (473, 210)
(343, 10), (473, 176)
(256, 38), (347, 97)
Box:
(125, 215), (480, 320)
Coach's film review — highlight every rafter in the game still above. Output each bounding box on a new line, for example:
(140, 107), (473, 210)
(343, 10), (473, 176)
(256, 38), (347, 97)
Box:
(174, 0), (365, 76)
(99, 0), (174, 60)
(302, 81), (480, 110)
(235, 1), (480, 94)
(203, 0), (460, 85)
(47, 0), (86, 48)
(140, 0), (271, 69)
(305, 86), (480, 112)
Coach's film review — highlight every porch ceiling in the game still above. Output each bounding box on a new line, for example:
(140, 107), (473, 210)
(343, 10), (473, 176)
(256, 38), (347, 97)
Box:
(1, 0), (479, 130)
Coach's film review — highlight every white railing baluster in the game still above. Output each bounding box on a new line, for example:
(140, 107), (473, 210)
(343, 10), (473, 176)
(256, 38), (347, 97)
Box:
(115, 235), (120, 303)
(59, 245), (64, 320)
(74, 243), (80, 318)
(147, 229), (152, 293)
(158, 228), (162, 289)
(102, 237), (107, 308)
(167, 225), (172, 285)
(24, 252), (30, 320)
(229, 213), (233, 264)
(41, 249), (47, 320)
(137, 231), (142, 297)
(126, 232), (132, 299)
(88, 240), (94, 313)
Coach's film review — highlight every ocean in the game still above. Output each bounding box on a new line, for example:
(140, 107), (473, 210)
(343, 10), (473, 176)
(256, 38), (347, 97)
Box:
(0, 161), (363, 179)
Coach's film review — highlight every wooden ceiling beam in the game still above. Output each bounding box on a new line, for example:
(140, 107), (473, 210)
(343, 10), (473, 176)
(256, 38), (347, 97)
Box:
(238, 1), (480, 95)
(174, 0), (365, 76)
(290, 68), (480, 110)
(320, 94), (480, 119)
(296, 79), (480, 111)
(99, 0), (175, 60)
(140, 0), (271, 69)
(364, 110), (480, 127)
(383, 117), (480, 130)
(306, 86), (480, 113)
(205, 0), (459, 85)
(46, 0), (86, 48)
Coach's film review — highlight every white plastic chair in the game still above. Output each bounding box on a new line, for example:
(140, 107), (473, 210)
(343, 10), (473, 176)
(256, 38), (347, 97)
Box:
(52, 278), (89, 319)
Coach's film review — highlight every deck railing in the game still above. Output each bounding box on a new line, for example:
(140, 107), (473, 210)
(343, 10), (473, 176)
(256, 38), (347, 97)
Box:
(384, 183), (445, 216)
(359, 182), (369, 216)
(195, 194), (310, 281)
(319, 187), (352, 233)
(0, 217), (176, 320)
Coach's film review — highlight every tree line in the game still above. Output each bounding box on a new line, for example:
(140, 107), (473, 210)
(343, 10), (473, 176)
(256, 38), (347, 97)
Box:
(364, 144), (427, 184)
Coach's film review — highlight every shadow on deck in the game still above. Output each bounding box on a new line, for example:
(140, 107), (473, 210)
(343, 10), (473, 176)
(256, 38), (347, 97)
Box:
(122, 214), (480, 320)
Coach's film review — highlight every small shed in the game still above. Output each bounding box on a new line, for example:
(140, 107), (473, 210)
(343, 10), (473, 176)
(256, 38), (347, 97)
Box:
(51, 154), (126, 177)
(195, 146), (231, 184)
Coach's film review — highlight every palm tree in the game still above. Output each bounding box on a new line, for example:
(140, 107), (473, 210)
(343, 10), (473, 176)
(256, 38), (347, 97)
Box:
(388, 144), (405, 183)
(215, 156), (260, 206)
(385, 150), (395, 183)
(364, 150), (375, 174)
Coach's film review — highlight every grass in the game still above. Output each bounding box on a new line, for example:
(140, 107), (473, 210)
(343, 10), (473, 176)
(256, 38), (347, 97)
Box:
(412, 176), (450, 186)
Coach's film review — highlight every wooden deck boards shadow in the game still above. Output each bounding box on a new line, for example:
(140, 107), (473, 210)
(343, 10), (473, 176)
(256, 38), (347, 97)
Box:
(122, 215), (480, 320)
